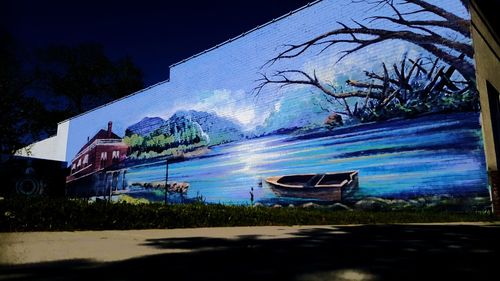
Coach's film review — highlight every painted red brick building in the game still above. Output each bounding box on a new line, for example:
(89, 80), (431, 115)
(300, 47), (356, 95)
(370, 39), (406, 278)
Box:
(66, 121), (128, 183)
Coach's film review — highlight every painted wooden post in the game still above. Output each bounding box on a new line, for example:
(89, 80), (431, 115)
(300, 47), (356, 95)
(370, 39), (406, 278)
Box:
(109, 172), (113, 203)
(165, 160), (169, 205)
(122, 170), (127, 190)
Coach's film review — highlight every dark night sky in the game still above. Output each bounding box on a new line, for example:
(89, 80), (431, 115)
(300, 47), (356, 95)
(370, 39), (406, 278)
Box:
(2, 0), (313, 87)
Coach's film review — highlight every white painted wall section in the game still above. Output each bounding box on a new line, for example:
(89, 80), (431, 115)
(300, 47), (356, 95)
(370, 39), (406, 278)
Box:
(16, 120), (70, 162)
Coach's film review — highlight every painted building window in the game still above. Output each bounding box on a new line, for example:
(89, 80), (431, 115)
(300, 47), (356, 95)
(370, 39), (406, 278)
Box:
(77, 158), (81, 168)
(112, 151), (120, 159)
(100, 152), (107, 160)
(83, 154), (89, 166)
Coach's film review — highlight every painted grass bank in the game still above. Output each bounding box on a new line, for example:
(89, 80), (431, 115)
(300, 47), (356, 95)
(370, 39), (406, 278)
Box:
(0, 197), (496, 232)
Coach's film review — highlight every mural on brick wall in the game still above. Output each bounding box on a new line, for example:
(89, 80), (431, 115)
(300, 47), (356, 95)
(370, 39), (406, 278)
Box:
(65, 0), (490, 210)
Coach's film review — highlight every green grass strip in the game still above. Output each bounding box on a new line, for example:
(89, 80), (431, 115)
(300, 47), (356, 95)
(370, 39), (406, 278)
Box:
(0, 197), (497, 232)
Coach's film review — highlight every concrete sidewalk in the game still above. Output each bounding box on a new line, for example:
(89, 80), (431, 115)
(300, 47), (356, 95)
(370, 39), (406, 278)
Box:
(1, 223), (499, 280)
(0, 225), (321, 264)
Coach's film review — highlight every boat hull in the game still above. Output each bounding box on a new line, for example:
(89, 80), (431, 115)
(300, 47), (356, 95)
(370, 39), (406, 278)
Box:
(266, 171), (359, 201)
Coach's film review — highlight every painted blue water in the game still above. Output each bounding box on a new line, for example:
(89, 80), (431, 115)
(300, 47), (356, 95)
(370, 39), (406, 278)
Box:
(126, 112), (489, 204)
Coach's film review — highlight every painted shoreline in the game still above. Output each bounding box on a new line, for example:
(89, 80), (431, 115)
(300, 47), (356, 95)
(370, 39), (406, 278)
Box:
(118, 193), (491, 212)
(119, 146), (212, 169)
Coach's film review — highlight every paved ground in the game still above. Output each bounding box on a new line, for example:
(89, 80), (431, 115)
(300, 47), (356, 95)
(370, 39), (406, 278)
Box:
(0, 223), (499, 280)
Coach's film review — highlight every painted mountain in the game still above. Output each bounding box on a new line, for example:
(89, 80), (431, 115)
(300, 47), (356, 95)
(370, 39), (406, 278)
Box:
(156, 113), (210, 143)
(125, 117), (164, 137)
(172, 110), (244, 145)
(125, 110), (244, 145)
(124, 114), (209, 159)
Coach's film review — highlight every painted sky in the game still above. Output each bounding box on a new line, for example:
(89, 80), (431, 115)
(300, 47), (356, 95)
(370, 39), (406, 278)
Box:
(57, 0), (471, 162)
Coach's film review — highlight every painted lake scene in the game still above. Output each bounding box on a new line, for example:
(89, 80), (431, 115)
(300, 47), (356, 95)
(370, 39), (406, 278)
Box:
(64, 0), (490, 210)
(123, 112), (488, 205)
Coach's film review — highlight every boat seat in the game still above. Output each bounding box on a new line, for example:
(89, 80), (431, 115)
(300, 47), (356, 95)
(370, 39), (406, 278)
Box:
(305, 174), (324, 188)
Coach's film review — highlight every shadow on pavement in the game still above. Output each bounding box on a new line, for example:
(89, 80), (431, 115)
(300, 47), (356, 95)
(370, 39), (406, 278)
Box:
(1, 224), (499, 280)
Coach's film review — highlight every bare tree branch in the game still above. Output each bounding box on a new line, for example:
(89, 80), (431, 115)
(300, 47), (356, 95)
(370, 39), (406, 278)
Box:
(380, 88), (400, 107)
(366, 1), (439, 36)
(265, 0), (474, 82)
(406, 57), (422, 78)
(268, 25), (474, 81)
(342, 98), (353, 116)
(254, 70), (384, 101)
(368, 0), (470, 36)
(419, 43), (474, 80)
(346, 79), (384, 89)
(459, 0), (469, 10)
(255, 1), (477, 123)
(403, 0), (470, 36)
(363, 70), (402, 86)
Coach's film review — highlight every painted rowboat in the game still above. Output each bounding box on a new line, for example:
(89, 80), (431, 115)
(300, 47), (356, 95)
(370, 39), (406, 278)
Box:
(265, 171), (359, 201)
